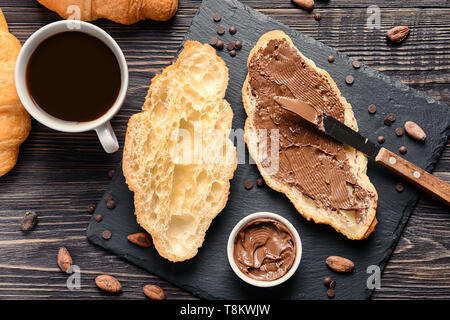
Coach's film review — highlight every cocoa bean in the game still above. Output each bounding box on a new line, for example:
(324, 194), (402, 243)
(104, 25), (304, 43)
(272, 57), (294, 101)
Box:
(292, 0), (314, 11)
(21, 211), (38, 231)
(95, 275), (122, 293)
(127, 232), (152, 247)
(57, 247), (73, 273)
(404, 121), (426, 142)
(143, 284), (165, 300)
(326, 256), (355, 273)
(387, 26), (410, 43)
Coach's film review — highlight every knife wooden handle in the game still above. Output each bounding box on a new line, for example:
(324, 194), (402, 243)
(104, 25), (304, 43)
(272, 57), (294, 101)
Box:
(375, 148), (450, 206)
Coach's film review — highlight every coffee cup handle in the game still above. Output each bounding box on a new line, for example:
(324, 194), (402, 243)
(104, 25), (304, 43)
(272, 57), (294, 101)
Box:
(95, 122), (119, 153)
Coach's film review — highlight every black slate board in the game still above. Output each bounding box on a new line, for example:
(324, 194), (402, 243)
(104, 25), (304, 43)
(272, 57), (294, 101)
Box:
(87, 0), (450, 299)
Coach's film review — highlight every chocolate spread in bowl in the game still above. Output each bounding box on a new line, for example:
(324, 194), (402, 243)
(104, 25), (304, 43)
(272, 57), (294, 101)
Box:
(233, 218), (296, 281)
(248, 38), (375, 221)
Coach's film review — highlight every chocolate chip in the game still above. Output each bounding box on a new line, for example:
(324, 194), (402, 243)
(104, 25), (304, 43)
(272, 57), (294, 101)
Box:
(395, 127), (404, 137)
(229, 50), (236, 57)
(256, 178), (264, 187)
(328, 55), (335, 63)
(105, 194), (113, 201)
(213, 13), (221, 22)
(210, 37), (218, 47)
(102, 230), (112, 240)
(323, 277), (332, 286)
(368, 104), (377, 114)
(244, 180), (254, 190)
(377, 136), (385, 144)
(106, 199), (116, 209)
(227, 42), (235, 51)
(234, 40), (242, 50)
(399, 146), (407, 155)
(95, 214), (103, 222)
(21, 211), (38, 232)
(327, 289), (335, 298)
(229, 26), (237, 35)
(87, 204), (96, 214)
(352, 61), (361, 69)
(217, 25), (225, 35)
(108, 169), (115, 179)
(396, 183), (404, 193)
(384, 113), (396, 126)
(216, 40), (224, 50)
(314, 13), (322, 21)
(329, 280), (336, 290)
(345, 75), (354, 85)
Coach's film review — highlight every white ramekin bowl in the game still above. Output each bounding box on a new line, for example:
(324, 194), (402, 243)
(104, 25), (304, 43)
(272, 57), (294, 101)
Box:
(227, 212), (302, 287)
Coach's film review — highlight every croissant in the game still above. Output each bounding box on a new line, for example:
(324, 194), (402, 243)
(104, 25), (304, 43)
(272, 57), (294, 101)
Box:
(0, 9), (31, 178)
(37, 0), (178, 24)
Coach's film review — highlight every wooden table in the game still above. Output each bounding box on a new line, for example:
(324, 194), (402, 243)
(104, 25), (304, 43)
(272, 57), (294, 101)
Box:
(0, 0), (449, 300)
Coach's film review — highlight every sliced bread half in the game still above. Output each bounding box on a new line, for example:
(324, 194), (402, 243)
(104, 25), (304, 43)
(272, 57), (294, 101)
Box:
(123, 41), (237, 262)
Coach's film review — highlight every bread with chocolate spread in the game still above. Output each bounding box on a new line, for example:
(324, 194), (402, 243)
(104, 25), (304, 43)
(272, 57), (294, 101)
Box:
(123, 41), (237, 262)
(242, 31), (378, 240)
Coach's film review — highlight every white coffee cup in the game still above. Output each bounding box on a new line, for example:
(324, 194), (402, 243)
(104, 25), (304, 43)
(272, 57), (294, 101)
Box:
(15, 20), (129, 153)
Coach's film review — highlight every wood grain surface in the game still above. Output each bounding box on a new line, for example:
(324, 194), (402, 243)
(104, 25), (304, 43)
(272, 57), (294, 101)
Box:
(0, 0), (449, 300)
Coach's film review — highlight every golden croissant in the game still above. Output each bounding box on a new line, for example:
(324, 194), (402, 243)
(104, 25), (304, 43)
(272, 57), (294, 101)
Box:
(37, 0), (178, 24)
(0, 9), (31, 178)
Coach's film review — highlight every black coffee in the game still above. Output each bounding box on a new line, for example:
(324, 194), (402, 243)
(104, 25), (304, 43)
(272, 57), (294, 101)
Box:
(26, 31), (121, 122)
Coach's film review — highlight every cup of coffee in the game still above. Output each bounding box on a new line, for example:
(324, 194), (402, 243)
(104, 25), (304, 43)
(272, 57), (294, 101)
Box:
(15, 20), (129, 153)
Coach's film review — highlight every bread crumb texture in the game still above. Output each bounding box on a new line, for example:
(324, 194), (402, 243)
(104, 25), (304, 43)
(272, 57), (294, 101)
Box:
(123, 41), (237, 262)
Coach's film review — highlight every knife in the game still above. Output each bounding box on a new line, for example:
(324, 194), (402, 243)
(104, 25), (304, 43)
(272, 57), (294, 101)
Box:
(274, 96), (450, 206)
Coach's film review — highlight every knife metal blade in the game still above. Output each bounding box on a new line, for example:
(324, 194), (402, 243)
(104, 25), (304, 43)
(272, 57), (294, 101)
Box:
(274, 96), (381, 159)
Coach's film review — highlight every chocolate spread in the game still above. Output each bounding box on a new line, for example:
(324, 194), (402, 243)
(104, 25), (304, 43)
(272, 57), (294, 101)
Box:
(233, 218), (296, 281)
(248, 38), (373, 217)
(274, 97), (322, 127)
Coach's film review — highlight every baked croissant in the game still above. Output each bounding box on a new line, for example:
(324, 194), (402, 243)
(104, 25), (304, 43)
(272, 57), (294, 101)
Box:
(37, 0), (178, 24)
(0, 9), (31, 178)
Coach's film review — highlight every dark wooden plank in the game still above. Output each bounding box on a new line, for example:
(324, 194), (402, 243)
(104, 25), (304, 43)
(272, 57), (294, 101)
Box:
(2, 0), (450, 9)
(372, 192), (450, 299)
(0, 1), (449, 300)
(4, 7), (450, 87)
